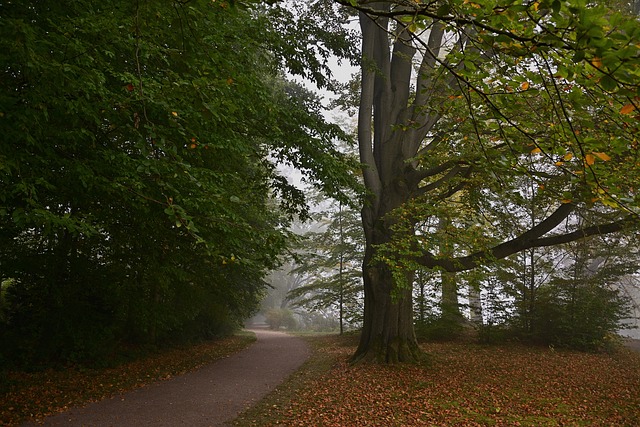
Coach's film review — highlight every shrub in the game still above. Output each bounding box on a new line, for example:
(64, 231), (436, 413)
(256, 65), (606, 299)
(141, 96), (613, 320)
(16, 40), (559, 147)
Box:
(265, 308), (297, 330)
(529, 281), (631, 351)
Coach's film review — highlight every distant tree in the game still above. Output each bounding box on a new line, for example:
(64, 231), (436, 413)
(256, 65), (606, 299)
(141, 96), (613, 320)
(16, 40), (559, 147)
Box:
(464, 172), (638, 347)
(288, 200), (365, 333)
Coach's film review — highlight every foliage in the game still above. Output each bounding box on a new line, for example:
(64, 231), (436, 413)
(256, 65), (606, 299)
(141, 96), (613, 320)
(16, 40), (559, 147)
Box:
(414, 316), (466, 342)
(335, 0), (640, 361)
(264, 308), (298, 330)
(234, 334), (640, 426)
(0, 0), (357, 367)
(478, 229), (639, 349)
(530, 282), (629, 351)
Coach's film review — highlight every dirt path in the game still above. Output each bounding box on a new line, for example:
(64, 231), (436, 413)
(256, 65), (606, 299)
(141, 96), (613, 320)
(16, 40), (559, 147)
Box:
(22, 328), (309, 427)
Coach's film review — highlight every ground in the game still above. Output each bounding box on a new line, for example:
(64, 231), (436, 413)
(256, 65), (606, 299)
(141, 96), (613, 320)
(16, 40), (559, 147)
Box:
(18, 328), (309, 427)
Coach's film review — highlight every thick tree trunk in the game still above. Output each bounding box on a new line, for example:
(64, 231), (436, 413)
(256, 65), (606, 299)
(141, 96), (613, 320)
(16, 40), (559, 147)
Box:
(352, 163), (424, 362)
(352, 7), (430, 363)
(352, 235), (422, 363)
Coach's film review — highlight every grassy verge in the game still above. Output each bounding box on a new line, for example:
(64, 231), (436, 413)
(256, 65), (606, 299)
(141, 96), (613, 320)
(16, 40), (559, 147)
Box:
(0, 331), (256, 426)
(234, 334), (640, 426)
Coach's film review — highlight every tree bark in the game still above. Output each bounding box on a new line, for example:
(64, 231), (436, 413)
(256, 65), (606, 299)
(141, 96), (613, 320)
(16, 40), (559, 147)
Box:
(441, 271), (461, 320)
(353, 3), (439, 364)
(352, 231), (421, 363)
(468, 281), (483, 324)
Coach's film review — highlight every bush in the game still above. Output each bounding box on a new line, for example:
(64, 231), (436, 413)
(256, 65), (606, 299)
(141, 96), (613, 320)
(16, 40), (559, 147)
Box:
(415, 315), (465, 342)
(264, 308), (297, 330)
(529, 281), (631, 351)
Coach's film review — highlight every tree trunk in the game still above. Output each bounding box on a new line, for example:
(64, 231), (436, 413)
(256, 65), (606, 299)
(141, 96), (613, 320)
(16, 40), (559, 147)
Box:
(352, 7), (439, 363)
(468, 280), (483, 324)
(416, 269), (429, 324)
(441, 271), (461, 321)
(439, 215), (462, 323)
(352, 232), (421, 363)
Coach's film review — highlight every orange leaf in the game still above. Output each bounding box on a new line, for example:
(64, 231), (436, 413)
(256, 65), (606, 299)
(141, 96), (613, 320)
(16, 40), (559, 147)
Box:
(592, 152), (611, 161)
(563, 152), (574, 161)
(521, 81), (530, 90)
(585, 154), (595, 165)
(530, 147), (542, 154)
(620, 104), (636, 114)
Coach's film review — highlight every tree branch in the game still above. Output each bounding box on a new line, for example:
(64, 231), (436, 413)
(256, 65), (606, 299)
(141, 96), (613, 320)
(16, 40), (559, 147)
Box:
(419, 209), (638, 272)
(412, 162), (469, 196)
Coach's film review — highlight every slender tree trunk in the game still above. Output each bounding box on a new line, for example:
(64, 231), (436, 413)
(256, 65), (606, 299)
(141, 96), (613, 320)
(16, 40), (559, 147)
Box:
(416, 269), (428, 324)
(339, 202), (345, 335)
(441, 271), (461, 321)
(468, 281), (483, 324)
(439, 216), (461, 322)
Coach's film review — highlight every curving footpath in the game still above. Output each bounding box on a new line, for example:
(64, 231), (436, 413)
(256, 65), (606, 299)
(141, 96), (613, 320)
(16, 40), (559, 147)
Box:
(22, 328), (310, 427)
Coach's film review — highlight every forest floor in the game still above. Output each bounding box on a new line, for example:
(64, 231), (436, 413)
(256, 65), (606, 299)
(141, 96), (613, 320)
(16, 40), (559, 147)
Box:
(0, 333), (257, 426)
(2, 332), (639, 426)
(233, 334), (640, 426)
(1, 329), (310, 426)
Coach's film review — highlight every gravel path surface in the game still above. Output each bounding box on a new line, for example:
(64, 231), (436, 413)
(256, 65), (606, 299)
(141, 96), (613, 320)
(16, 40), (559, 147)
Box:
(22, 328), (310, 427)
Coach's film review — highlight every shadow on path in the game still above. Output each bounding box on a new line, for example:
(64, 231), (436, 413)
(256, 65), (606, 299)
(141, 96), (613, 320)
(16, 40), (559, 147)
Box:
(22, 328), (309, 427)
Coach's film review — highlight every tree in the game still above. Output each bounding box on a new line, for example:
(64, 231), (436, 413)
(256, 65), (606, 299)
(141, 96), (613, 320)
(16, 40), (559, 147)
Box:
(288, 200), (365, 333)
(337, 0), (640, 362)
(0, 0), (357, 365)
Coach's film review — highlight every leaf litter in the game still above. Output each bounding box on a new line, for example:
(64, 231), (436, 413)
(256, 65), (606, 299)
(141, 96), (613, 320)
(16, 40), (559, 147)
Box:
(236, 335), (640, 427)
(0, 333), (255, 426)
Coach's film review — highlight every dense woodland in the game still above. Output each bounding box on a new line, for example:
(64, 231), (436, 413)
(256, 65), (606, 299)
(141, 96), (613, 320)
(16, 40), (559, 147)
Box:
(2, 0), (640, 368)
(0, 0), (357, 367)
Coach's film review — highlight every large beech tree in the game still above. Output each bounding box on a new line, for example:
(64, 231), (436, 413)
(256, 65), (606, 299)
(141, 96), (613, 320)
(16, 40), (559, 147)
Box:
(339, 0), (640, 362)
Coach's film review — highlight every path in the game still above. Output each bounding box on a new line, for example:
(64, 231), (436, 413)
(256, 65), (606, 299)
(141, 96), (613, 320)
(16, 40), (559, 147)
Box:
(22, 328), (310, 427)
(624, 338), (640, 352)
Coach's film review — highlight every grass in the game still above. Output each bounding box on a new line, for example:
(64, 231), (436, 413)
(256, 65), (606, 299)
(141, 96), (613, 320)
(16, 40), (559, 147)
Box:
(0, 331), (256, 426)
(233, 334), (640, 426)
